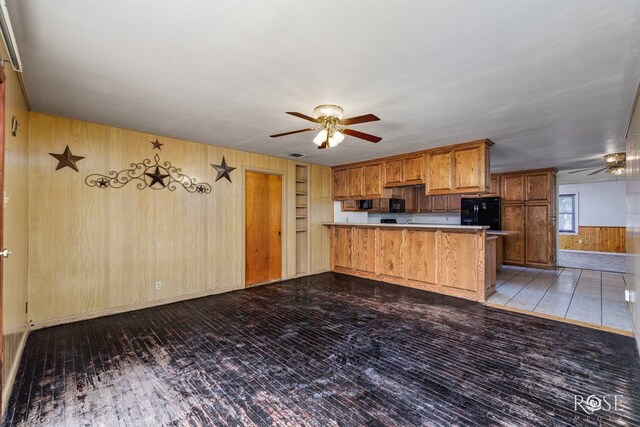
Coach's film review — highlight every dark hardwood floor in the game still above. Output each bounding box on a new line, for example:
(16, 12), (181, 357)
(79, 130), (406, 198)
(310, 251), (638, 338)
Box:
(3, 273), (640, 426)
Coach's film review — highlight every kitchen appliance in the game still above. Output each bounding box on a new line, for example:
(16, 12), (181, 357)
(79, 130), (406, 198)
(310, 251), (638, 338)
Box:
(359, 199), (373, 210)
(460, 197), (501, 230)
(380, 219), (397, 224)
(389, 198), (405, 213)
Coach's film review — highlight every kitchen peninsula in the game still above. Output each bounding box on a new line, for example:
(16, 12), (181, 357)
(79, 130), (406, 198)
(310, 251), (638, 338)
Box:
(324, 223), (496, 302)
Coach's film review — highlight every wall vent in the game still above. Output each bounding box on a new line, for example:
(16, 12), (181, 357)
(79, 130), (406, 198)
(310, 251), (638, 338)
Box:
(288, 152), (308, 158)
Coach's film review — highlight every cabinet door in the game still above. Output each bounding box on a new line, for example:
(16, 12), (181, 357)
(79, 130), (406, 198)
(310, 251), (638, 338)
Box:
(405, 230), (437, 285)
(526, 172), (552, 202)
(501, 174), (524, 202)
(453, 145), (484, 192)
(418, 187), (432, 212)
(363, 163), (383, 198)
(333, 227), (352, 269)
(426, 151), (452, 193)
(490, 176), (499, 195)
(384, 159), (403, 186)
(525, 203), (552, 266)
(342, 200), (358, 211)
(447, 194), (463, 212)
(403, 187), (419, 213)
(403, 155), (424, 184)
(348, 166), (364, 198)
(332, 168), (349, 199)
(353, 228), (377, 274)
(502, 204), (525, 263)
(432, 195), (448, 212)
(378, 229), (405, 279)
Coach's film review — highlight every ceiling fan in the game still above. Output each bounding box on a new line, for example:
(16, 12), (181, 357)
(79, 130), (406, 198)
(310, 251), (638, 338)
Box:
(569, 152), (626, 176)
(270, 104), (382, 149)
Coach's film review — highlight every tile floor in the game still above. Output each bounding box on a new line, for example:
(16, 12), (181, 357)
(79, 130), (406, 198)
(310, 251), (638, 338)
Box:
(487, 265), (633, 331)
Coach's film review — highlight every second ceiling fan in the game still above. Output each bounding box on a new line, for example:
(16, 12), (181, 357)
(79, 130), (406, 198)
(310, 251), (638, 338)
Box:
(270, 104), (382, 149)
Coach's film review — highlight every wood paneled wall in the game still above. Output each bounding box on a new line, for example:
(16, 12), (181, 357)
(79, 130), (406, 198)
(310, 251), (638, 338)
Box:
(2, 47), (30, 411)
(626, 89), (640, 351)
(559, 226), (626, 253)
(28, 113), (332, 327)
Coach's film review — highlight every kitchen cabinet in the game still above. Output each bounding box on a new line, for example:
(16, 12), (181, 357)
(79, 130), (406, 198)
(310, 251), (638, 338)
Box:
(432, 195), (449, 212)
(447, 194), (463, 212)
(333, 168), (349, 199)
(418, 187), (432, 212)
(526, 171), (553, 202)
(342, 200), (358, 211)
(525, 203), (554, 266)
(363, 162), (383, 198)
(493, 167), (556, 268)
(347, 166), (363, 198)
(333, 227), (352, 269)
(402, 187), (419, 213)
(501, 174), (524, 202)
(426, 140), (492, 195)
(403, 155), (424, 184)
(378, 229), (405, 280)
(489, 176), (499, 195)
(384, 159), (404, 186)
(353, 227), (377, 274)
(502, 204), (525, 264)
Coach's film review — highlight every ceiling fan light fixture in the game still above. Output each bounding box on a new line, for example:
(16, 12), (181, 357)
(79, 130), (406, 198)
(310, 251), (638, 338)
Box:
(604, 152), (626, 165)
(608, 165), (626, 175)
(313, 129), (328, 145)
(328, 130), (345, 148)
(313, 104), (343, 120)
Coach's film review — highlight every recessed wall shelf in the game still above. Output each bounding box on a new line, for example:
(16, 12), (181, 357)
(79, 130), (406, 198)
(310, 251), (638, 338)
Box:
(295, 165), (310, 276)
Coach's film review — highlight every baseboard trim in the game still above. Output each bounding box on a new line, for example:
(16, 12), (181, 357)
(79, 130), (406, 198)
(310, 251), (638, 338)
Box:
(485, 302), (634, 337)
(2, 326), (30, 419)
(30, 270), (332, 330)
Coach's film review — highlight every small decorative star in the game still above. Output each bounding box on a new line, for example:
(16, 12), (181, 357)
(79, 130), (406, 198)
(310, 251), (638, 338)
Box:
(145, 166), (170, 188)
(150, 138), (163, 150)
(196, 185), (207, 193)
(211, 156), (236, 183)
(97, 178), (109, 188)
(49, 145), (85, 172)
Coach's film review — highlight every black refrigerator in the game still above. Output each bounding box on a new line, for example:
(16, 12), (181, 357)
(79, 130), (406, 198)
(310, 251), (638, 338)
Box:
(460, 197), (501, 230)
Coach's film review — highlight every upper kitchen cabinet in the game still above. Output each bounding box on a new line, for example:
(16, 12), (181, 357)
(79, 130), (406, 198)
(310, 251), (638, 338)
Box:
(425, 139), (492, 195)
(489, 176), (499, 195)
(383, 154), (424, 187)
(500, 174), (524, 202)
(384, 159), (404, 186)
(526, 170), (554, 202)
(333, 167), (349, 199)
(332, 166), (364, 199)
(403, 154), (424, 184)
(363, 162), (384, 198)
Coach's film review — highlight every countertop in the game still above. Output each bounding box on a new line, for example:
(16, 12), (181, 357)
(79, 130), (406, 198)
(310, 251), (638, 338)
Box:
(486, 230), (520, 236)
(322, 222), (489, 231)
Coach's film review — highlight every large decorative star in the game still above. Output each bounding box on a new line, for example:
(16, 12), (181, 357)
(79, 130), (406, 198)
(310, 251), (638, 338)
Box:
(145, 166), (170, 188)
(150, 138), (163, 150)
(211, 156), (236, 183)
(49, 145), (85, 172)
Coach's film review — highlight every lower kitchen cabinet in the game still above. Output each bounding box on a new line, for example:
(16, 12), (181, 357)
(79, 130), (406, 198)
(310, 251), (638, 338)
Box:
(502, 203), (525, 264)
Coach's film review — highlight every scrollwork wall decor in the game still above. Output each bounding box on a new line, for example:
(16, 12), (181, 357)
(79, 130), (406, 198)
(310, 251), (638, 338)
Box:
(85, 154), (212, 194)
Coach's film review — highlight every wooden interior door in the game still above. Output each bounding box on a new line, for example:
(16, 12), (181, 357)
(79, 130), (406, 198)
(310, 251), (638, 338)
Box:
(0, 70), (6, 403)
(245, 172), (282, 286)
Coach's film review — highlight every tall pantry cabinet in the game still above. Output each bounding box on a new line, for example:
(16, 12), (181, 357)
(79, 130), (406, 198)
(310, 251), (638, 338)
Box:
(492, 168), (557, 268)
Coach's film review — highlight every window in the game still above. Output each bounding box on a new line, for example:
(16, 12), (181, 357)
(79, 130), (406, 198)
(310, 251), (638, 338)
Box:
(559, 194), (576, 233)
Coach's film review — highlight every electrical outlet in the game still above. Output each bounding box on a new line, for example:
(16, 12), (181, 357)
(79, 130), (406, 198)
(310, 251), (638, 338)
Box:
(155, 281), (162, 291)
(625, 289), (635, 303)
(578, 239), (583, 244)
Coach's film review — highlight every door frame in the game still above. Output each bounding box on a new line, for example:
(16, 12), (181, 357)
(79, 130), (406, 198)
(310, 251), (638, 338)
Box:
(242, 167), (287, 287)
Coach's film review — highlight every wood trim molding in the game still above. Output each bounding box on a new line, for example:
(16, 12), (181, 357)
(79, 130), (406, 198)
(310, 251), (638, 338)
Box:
(492, 166), (558, 176)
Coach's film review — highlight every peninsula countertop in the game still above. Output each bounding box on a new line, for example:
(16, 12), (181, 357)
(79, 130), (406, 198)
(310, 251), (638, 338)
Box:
(322, 222), (489, 231)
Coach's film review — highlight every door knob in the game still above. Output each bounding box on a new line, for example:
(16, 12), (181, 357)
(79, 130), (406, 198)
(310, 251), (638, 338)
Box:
(0, 248), (11, 258)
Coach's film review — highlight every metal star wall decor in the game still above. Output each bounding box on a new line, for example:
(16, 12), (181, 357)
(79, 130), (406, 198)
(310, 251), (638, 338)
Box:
(211, 156), (236, 183)
(50, 145), (85, 172)
(150, 138), (163, 150)
(85, 154), (212, 194)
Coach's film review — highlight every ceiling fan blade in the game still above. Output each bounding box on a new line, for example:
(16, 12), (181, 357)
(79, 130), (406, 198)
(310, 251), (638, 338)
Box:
(340, 114), (380, 126)
(568, 168), (597, 174)
(343, 128), (382, 143)
(269, 128), (316, 138)
(587, 167), (608, 176)
(286, 112), (319, 123)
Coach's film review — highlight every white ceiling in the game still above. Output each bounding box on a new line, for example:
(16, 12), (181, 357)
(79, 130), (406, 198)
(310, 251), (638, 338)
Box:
(6, 0), (640, 170)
